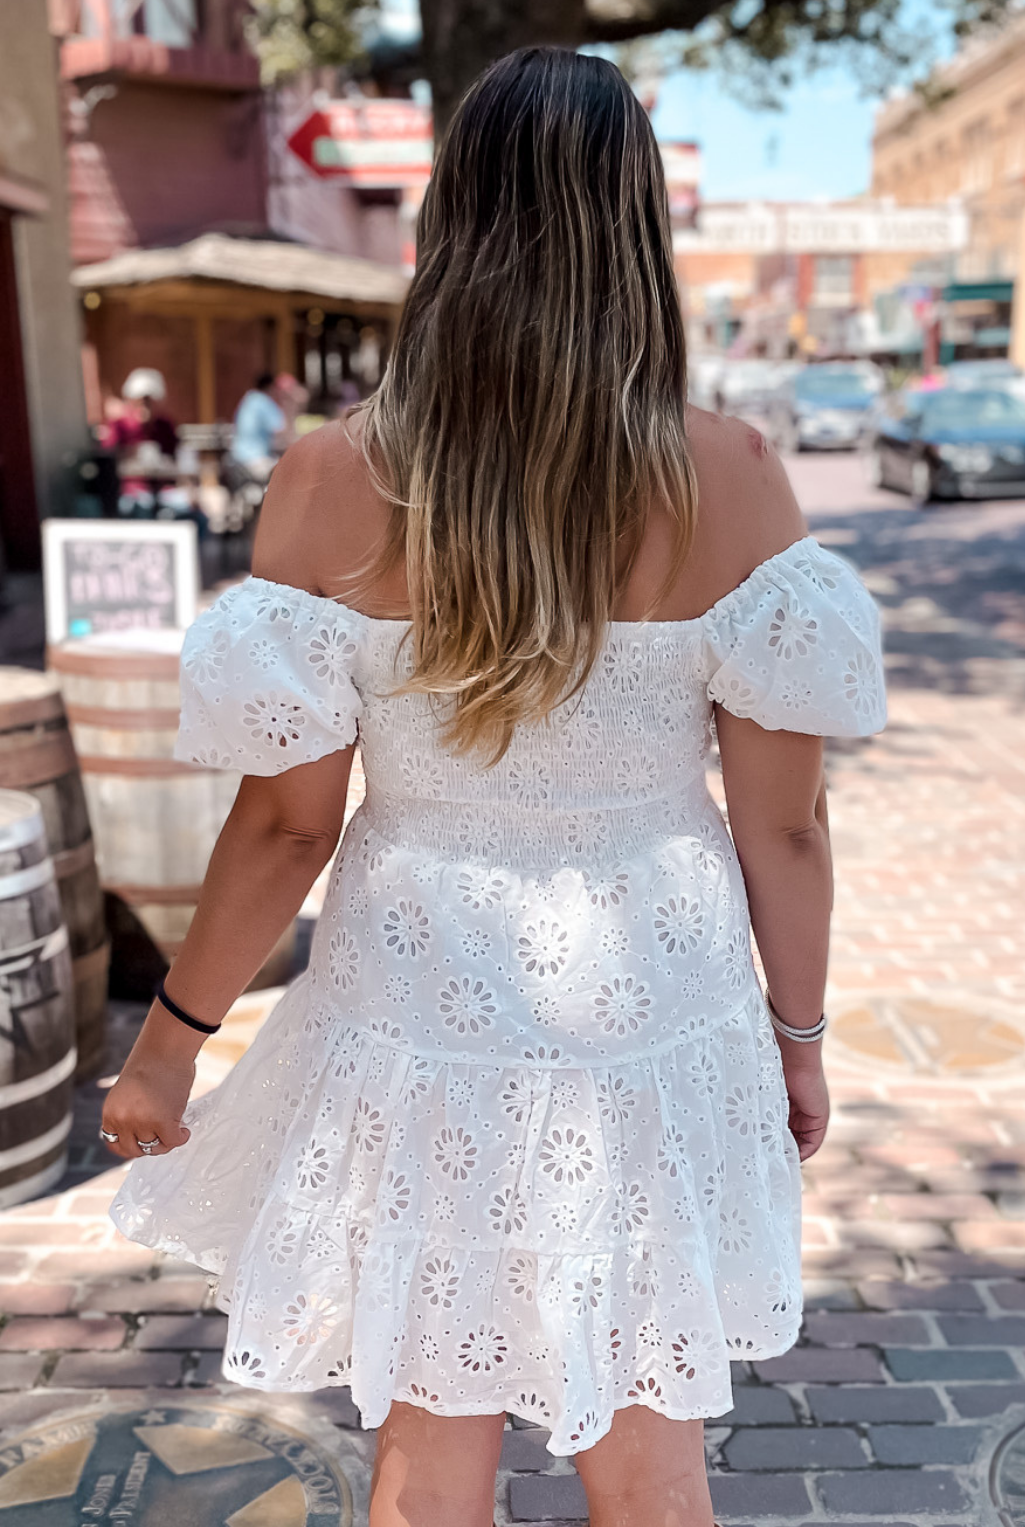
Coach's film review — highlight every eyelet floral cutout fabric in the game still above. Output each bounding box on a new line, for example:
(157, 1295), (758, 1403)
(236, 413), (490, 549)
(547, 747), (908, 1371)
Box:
(112, 980), (800, 1453)
(111, 536), (886, 1456)
(175, 578), (363, 773)
(702, 539), (886, 734)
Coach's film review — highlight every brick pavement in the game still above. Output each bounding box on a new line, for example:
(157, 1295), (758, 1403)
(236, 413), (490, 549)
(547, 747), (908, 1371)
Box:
(1, 472), (1024, 1523)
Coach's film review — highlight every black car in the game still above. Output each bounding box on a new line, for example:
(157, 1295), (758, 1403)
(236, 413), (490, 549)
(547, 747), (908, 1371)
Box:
(866, 387), (1025, 503)
(769, 364), (882, 452)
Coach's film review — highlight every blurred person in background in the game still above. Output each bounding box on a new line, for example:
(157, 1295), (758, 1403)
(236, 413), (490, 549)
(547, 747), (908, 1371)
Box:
(274, 372), (310, 448)
(99, 368), (178, 457)
(230, 372), (287, 484)
(100, 368), (181, 515)
(337, 377), (362, 414)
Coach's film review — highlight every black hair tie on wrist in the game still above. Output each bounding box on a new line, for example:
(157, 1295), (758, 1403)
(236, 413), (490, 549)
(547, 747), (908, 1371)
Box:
(156, 976), (222, 1035)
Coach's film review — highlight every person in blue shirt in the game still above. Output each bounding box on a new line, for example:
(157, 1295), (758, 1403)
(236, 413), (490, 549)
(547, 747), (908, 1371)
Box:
(231, 374), (286, 482)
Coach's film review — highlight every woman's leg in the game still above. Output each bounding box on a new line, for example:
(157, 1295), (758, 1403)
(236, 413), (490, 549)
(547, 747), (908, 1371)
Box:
(368, 1400), (507, 1527)
(572, 1406), (715, 1527)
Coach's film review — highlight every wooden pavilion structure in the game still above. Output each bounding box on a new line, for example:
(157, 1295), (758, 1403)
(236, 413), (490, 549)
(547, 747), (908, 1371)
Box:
(72, 232), (410, 425)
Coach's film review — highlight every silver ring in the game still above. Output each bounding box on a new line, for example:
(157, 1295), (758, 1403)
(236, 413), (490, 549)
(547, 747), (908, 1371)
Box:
(99, 1128), (119, 1144)
(137, 1138), (160, 1153)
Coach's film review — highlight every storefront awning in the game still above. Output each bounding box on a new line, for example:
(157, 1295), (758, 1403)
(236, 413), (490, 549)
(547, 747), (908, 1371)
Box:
(72, 232), (409, 307)
(972, 326), (1012, 347)
(943, 280), (1014, 304)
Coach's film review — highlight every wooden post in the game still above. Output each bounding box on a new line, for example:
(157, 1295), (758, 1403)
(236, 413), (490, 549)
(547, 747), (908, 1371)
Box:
(275, 307), (294, 378)
(194, 311), (215, 423)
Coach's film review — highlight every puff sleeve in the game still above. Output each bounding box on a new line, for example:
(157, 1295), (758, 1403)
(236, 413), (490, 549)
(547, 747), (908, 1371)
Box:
(173, 578), (364, 775)
(702, 537), (886, 737)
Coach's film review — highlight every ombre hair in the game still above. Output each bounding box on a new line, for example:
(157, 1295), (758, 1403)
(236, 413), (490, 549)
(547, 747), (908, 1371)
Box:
(345, 45), (697, 765)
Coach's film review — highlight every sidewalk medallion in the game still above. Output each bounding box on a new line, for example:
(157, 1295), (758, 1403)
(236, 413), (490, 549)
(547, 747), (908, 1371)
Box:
(827, 992), (1025, 1077)
(0, 1402), (355, 1525)
(992, 1419), (1025, 1526)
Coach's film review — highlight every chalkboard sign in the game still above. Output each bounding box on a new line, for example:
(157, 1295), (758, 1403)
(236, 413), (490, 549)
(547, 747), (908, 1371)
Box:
(43, 520), (199, 644)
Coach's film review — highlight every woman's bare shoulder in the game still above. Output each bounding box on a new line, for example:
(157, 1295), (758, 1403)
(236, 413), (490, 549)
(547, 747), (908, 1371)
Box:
(250, 416), (385, 595)
(685, 404), (809, 585)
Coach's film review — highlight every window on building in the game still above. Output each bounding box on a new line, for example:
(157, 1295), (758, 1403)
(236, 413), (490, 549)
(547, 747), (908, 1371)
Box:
(83, 0), (199, 43)
(961, 117), (992, 195)
(140, 0), (199, 44)
(812, 255), (854, 303)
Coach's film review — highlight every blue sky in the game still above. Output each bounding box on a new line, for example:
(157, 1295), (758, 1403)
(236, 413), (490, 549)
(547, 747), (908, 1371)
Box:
(652, 69), (877, 202)
(650, 0), (958, 201)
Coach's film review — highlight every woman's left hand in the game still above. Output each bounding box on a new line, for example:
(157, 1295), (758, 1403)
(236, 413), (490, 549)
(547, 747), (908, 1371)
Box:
(100, 1043), (195, 1161)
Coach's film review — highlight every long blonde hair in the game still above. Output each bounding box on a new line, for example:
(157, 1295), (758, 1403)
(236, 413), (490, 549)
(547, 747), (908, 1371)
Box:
(346, 46), (697, 766)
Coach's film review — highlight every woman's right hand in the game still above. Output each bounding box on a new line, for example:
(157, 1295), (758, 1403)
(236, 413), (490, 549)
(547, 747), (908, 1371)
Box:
(100, 1041), (195, 1161)
(779, 1045), (830, 1162)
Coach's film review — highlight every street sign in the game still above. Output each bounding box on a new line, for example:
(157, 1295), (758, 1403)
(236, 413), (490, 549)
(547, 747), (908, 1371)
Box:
(675, 202), (970, 255)
(42, 519), (199, 644)
(287, 99), (434, 188)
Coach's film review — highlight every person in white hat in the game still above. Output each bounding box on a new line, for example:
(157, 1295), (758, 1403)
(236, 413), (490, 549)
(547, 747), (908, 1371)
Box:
(100, 368), (180, 512)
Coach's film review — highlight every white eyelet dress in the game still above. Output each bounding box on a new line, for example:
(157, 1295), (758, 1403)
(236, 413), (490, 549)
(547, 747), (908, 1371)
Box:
(110, 535), (886, 1455)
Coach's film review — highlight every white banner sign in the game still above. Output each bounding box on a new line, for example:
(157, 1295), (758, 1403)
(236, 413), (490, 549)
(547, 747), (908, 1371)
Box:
(675, 203), (970, 255)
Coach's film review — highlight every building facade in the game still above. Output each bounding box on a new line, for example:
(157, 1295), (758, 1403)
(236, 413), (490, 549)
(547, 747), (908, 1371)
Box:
(50, 0), (419, 425)
(677, 201), (967, 361)
(869, 17), (1025, 356)
(0, 0), (88, 570)
(53, 0), (266, 266)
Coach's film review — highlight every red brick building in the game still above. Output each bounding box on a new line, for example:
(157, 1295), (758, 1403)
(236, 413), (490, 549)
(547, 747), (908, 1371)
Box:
(51, 0), (408, 426)
(54, 0), (265, 264)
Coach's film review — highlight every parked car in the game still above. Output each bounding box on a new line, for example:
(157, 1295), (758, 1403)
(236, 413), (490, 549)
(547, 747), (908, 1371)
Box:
(940, 358), (1025, 407)
(769, 363), (883, 451)
(943, 359), (1023, 391)
(712, 359), (782, 416)
(865, 387), (1025, 502)
(688, 356), (726, 412)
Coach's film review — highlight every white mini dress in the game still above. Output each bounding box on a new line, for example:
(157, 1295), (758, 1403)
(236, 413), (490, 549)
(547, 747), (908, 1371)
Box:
(110, 535), (886, 1455)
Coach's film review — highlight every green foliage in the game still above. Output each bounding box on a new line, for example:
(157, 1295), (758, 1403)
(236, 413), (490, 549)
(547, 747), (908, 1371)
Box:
(249, 0), (1013, 116)
(245, 0), (378, 83)
(604, 0), (1014, 112)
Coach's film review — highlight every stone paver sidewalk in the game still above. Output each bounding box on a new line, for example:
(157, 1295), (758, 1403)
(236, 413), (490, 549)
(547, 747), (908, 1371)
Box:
(0, 481), (1023, 1524)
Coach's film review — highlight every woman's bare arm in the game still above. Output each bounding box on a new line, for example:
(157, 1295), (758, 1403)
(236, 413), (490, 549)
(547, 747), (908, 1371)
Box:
(691, 421), (833, 1158)
(717, 718), (831, 1021)
(102, 437), (357, 1161)
(101, 735), (356, 1163)
(716, 712), (832, 1159)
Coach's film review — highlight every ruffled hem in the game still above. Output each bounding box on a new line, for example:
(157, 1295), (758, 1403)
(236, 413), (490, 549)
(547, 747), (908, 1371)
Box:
(110, 979), (803, 1456)
(111, 1213), (801, 1455)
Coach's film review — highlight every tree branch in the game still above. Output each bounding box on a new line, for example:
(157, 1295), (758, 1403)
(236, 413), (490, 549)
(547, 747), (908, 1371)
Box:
(583, 0), (720, 42)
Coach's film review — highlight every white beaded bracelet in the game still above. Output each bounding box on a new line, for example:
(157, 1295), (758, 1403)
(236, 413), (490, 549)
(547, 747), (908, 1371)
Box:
(765, 988), (828, 1043)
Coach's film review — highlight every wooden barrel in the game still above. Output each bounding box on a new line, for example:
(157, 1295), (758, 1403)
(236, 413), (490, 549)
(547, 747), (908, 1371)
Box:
(0, 790), (76, 1208)
(48, 632), (294, 988)
(0, 669), (109, 1080)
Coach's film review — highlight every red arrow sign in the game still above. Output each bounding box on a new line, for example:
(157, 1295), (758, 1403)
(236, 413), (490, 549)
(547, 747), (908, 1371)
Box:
(286, 100), (434, 188)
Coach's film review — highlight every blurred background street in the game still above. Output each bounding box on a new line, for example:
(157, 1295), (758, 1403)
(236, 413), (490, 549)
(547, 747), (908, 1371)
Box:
(1, 0), (1025, 1523)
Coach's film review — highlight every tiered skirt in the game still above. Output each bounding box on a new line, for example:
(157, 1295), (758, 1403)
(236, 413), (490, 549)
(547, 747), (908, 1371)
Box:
(110, 978), (802, 1456)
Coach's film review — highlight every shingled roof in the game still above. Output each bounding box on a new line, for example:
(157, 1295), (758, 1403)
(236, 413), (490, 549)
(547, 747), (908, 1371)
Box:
(72, 232), (410, 306)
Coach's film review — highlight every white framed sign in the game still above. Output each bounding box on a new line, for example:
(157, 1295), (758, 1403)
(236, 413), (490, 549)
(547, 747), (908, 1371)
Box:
(675, 201), (970, 256)
(43, 519), (199, 644)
